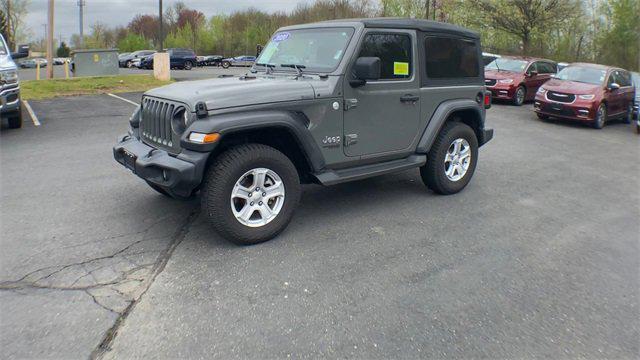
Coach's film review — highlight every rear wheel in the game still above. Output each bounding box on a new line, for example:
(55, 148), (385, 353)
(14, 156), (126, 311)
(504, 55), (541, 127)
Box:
(222, 61), (230, 69)
(420, 122), (478, 195)
(126, 60), (133, 68)
(7, 109), (23, 129)
(593, 103), (607, 129)
(183, 61), (193, 70)
(201, 144), (301, 245)
(512, 86), (526, 106)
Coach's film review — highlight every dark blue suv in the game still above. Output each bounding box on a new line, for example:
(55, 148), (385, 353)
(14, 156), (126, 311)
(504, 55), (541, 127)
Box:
(140, 48), (197, 70)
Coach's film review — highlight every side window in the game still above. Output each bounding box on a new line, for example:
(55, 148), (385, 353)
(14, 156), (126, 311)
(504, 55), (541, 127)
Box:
(357, 33), (412, 80)
(618, 70), (631, 87)
(538, 62), (555, 74)
(527, 62), (538, 74)
(424, 36), (479, 78)
(607, 72), (616, 86)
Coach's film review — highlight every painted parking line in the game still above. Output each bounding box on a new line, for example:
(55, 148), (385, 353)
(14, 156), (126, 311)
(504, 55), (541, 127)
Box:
(22, 100), (40, 126)
(107, 93), (139, 107)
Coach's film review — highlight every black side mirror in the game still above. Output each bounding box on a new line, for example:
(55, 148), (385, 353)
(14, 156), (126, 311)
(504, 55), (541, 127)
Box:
(350, 57), (381, 87)
(608, 83), (620, 91)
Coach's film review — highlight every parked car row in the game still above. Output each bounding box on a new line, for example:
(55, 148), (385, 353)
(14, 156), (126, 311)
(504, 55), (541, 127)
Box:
(117, 49), (257, 70)
(484, 55), (637, 130)
(17, 57), (69, 68)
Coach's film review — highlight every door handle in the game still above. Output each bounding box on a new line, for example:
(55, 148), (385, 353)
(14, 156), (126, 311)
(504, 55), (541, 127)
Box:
(400, 94), (419, 103)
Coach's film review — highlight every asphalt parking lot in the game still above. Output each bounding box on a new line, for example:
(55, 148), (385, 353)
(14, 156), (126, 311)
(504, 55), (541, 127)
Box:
(1, 95), (638, 359)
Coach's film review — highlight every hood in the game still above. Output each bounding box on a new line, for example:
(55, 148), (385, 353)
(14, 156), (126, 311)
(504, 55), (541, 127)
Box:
(145, 75), (316, 111)
(0, 55), (17, 71)
(542, 78), (601, 95)
(484, 69), (522, 80)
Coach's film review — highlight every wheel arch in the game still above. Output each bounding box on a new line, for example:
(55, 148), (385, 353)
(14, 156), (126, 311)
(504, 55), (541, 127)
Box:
(186, 110), (325, 182)
(416, 99), (487, 153)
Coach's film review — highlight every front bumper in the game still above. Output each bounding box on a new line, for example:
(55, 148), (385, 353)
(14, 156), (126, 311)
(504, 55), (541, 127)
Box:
(486, 83), (516, 100)
(0, 84), (20, 114)
(533, 94), (596, 121)
(113, 133), (209, 198)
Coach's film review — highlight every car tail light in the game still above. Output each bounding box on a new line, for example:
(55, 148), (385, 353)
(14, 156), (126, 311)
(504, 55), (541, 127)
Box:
(484, 91), (492, 109)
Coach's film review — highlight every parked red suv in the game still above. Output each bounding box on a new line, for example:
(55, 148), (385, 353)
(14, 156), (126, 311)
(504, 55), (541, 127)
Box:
(485, 56), (557, 106)
(534, 63), (636, 129)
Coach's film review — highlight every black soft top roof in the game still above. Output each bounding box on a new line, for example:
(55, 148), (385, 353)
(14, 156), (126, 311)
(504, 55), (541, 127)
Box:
(321, 18), (479, 39)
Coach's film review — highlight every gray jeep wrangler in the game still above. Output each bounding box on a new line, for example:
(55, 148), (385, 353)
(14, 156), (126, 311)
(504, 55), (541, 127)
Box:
(114, 18), (493, 245)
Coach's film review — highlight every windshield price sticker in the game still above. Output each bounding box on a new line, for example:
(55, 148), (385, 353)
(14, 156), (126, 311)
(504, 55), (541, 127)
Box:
(394, 62), (409, 76)
(272, 32), (290, 42)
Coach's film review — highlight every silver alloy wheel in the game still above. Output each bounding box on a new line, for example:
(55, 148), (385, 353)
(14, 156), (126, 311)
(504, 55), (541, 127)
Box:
(444, 138), (471, 182)
(516, 87), (525, 105)
(230, 168), (285, 228)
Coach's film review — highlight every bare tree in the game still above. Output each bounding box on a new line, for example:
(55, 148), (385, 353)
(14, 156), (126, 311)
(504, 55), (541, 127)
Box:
(469, 0), (578, 54)
(0, 0), (31, 50)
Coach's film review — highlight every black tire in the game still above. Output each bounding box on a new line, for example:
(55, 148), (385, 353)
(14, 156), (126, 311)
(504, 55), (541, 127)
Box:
(183, 61), (193, 70)
(126, 60), (133, 68)
(536, 112), (549, 120)
(201, 144), (301, 245)
(623, 103), (632, 124)
(222, 61), (230, 69)
(146, 181), (171, 197)
(420, 122), (479, 195)
(593, 103), (606, 129)
(512, 86), (526, 106)
(7, 109), (23, 129)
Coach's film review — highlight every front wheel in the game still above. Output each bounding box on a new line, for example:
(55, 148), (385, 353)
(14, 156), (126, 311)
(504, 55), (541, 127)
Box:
(222, 61), (230, 69)
(183, 61), (193, 70)
(201, 144), (301, 245)
(512, 86), (526, 106)
(7, 109), (23, 129)
(126, 60), (133, 68)
(420, 122), (479, 195)
(593, 103), (607, 129)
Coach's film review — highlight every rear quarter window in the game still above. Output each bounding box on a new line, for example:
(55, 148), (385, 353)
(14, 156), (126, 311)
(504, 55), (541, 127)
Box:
(424, 36), (479, 79)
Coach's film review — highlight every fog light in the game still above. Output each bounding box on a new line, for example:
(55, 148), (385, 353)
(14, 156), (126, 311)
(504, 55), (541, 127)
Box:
(188, 132), (220, 144)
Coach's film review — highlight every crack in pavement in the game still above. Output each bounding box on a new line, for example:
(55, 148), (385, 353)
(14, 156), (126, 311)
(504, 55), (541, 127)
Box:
(89, 209), (199, 359)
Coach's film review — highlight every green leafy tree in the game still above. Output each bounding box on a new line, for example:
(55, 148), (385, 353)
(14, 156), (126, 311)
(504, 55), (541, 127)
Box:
(595, 0), (640, 70)
(117, 33), (151, 52)
(56, 41), (70, 57)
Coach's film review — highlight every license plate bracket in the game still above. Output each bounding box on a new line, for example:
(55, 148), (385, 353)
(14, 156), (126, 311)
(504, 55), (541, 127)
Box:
(122, 150), (137, 172)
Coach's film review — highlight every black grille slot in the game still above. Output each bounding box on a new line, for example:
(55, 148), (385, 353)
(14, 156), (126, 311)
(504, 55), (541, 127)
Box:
(485, 79), (496, 86)
(140, 97), (183, 152)
(547, 91), (575, 103)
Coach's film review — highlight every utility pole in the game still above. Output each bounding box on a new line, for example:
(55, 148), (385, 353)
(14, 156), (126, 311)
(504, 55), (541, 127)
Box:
(158, 0), (163, 51)
(77, 0), (85, 48)
(46, 0), (54, 79)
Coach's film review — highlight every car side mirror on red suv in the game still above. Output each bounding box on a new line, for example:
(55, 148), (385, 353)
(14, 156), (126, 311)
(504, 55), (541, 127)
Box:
(608, 83), (621, 91)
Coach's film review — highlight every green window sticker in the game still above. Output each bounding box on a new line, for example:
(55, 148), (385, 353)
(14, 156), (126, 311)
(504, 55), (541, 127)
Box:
(394, 62), (409, 76)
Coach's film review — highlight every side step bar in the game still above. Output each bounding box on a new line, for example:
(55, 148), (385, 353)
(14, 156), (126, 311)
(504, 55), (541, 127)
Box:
(314, 154), (427, 186)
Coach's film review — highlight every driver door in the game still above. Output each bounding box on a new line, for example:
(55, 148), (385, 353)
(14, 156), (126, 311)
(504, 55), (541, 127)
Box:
(342, 30), (420, 157)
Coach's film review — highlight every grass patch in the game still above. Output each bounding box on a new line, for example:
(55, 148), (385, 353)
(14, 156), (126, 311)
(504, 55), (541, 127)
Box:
(20, 75), (173, 100)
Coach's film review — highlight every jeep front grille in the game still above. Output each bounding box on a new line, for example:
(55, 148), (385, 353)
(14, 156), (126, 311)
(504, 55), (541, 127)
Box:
(546, 91), (576, 103)
(139, 97), (184, 153)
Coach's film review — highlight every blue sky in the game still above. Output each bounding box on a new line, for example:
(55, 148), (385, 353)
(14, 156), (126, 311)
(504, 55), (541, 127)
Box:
(25, 0), (315, 42)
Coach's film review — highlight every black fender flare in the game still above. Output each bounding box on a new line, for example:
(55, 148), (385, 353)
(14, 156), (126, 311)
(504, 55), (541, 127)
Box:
(415, 99), (486, 153)
(181, 110), (325, 172)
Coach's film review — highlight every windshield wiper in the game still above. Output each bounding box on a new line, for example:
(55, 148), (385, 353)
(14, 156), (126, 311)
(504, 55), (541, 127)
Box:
(281, 63), (306, 77)
(254, 62), (275, 74)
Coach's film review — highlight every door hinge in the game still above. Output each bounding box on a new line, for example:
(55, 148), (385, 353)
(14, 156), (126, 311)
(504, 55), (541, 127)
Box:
(344, 98), (358, 111)
(345, 133), (358, 146)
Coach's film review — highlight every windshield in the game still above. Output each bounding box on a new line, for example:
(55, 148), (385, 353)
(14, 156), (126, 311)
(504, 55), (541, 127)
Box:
(486, 58), (528, 72)
(256, 27), (354, 73)
(631, 73), (640, 87)
(555, 66), (606, 85)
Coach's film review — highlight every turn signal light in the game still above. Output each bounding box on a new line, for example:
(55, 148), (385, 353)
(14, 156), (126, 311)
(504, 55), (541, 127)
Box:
(189, 132), (220, 144)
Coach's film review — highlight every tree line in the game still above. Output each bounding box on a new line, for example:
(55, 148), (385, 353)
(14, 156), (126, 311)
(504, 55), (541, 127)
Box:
(1, 0), (638, 71)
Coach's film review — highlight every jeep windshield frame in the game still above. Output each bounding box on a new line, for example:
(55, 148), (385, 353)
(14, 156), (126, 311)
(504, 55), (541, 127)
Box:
(255, 27), (355, 74)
